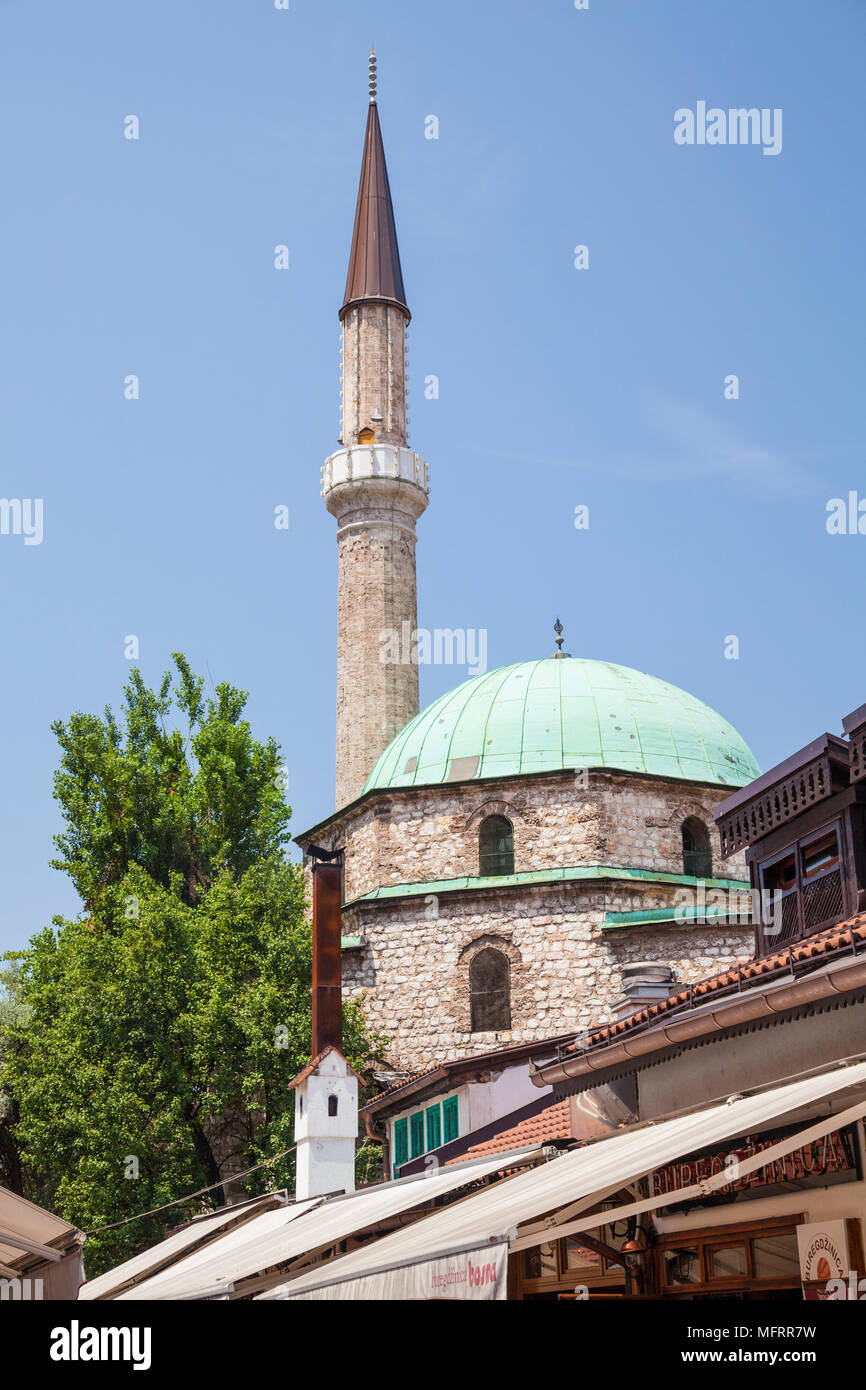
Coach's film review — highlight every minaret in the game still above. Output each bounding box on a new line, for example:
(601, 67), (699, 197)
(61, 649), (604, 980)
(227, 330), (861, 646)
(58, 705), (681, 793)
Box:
(322, 49), (429, 807)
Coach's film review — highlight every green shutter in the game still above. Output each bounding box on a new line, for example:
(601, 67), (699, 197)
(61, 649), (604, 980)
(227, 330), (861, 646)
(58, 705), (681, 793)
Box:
(410, 1111), (425, 1159)
(443, 1095), (459, 1144)
(426, 1104), (442, 1152)
(393, 1117), (409, 1177)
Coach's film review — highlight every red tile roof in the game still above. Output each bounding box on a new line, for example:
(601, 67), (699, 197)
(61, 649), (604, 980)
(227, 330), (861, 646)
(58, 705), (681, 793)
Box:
(572, 913), (866, 1055)
(361, 1033), (573, 1114)
(446, 1100), (572, 1163)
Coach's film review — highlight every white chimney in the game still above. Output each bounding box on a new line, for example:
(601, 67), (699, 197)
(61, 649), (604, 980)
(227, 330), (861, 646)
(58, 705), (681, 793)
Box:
(291, 1046), (360, 1200)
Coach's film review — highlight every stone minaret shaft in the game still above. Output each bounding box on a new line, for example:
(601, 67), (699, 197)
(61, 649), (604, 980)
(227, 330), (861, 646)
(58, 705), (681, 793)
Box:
(322, 55), (429, 808)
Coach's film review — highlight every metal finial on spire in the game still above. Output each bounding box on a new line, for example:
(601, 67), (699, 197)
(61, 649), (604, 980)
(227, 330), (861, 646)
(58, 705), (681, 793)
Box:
(368, 46), (377, 103)
(551, 617), (571, 659)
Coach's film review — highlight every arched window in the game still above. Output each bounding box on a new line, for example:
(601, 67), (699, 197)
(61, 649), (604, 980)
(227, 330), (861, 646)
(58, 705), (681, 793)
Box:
(358, 427), (375, 444)
(478, 815), (514, 877)
(469, 948), (511, 1032)
(682, 818), (712, 879)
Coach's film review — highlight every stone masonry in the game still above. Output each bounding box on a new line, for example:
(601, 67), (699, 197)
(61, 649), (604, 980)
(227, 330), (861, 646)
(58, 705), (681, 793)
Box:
(326, 297), (429, 807)
(298, 769), (754, 1071)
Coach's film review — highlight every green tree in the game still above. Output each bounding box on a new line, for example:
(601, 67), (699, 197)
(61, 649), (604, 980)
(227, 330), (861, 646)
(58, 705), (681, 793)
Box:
(0, 954), (28, 1193)
(2, 657), (382, 1276)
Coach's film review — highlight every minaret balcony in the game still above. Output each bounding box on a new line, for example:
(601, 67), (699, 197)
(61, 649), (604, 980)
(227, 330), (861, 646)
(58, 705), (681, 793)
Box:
(321, 443), (429, 499)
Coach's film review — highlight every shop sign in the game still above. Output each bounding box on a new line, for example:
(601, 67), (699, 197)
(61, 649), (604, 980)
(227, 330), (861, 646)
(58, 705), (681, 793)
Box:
(797, 1220), (850, 1301)
(651, 1128), (853, 1199)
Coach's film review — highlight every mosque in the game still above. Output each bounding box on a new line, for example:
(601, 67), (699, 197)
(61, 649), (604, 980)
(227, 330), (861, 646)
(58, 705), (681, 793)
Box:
(296, 54), (761, 1073)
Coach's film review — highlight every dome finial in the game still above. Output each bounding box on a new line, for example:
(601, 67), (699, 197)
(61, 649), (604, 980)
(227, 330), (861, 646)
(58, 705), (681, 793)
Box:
(551, 617), (571, 659)
(368, 45), (377, 103)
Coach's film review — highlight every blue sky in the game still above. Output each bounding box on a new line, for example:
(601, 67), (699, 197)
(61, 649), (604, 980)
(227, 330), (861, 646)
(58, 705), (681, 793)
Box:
(1, 0), (863, 952)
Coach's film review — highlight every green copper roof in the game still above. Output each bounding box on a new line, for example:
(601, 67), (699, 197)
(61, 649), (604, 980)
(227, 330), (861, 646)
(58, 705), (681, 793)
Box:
(363, 658), (760, 793)
(345, 866), (750, 909)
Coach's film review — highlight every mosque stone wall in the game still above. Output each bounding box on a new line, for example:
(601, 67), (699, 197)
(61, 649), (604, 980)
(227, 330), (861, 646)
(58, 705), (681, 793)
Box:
(303, 769), (750, 904)
(299, 769), (753, 1072)
(339, 880), (752, 1071)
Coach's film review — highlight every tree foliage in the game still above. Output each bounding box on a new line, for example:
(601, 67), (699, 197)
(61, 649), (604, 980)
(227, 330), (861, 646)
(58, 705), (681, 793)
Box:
(1, 657), (382, 1276)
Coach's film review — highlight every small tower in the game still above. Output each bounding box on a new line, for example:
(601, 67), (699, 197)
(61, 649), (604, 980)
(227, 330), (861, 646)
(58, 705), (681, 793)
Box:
(290, 860), (361, 1200)
(322, 48), (430, 807)
(290, 1046), (362, 1200)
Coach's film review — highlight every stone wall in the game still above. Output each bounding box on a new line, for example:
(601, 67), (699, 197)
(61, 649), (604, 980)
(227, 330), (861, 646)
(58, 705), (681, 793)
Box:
(340, 303), (407, 447)
(302, 770), (750, 905)
(298, 768), (754, 1072)
(340, 878), (753, 1070)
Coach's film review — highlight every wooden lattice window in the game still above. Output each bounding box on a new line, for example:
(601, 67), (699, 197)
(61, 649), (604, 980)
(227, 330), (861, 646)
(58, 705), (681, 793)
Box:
(757, 821), (845, 950)
(470, 947), (511, 1032)
(479, 815), (514, 877)
(682, 818), (712, 879)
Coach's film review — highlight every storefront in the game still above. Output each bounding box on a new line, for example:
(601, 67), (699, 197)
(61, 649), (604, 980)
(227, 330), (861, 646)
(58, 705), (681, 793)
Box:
(647, 1119), (866, 1301)
(271, 1062), (866, 1300)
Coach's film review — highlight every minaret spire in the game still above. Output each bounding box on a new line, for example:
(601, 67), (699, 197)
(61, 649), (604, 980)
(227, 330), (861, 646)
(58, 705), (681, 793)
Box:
(321, 53), (430, 808)
(342, 51), (408, 323)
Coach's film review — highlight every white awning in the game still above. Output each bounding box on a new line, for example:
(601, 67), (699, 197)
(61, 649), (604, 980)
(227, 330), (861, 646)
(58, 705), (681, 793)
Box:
(0, 1185), (82, 1270)
(79, 1191), (299, 1301)
(0, 1185), (84, 1298)
(116, 1147), (543, 1300)
(278, 1239), (511, 1302)
(271, 1060), (866, 1301)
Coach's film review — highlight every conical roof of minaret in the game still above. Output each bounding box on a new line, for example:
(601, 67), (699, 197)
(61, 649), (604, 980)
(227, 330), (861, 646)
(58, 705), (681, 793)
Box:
(341, 67), (409, 321)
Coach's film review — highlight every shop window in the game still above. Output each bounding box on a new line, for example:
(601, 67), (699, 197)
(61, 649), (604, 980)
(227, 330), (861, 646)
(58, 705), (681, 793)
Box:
(682, 818), (712, 879)
(564, 1239), (603, 1274)
(707, 1245), (748, 1280)
(665, 1247), (701, 1286)
(469, 948), (511, 1032)
(443, 1096), (459, 1144)
(410, 1111), (425, 1160)
(426, 1104), (442, 1152)
(517, 1216), (629, 1296)
(478, 816), (514, 876)
(657, 1219), (801, 1296)
(757, 821), (844, 950)
(752, 1233), (799, 1280)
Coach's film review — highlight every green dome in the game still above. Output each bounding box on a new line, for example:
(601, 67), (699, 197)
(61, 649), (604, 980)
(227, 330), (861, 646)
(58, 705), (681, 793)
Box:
(364, 658), (760, 793)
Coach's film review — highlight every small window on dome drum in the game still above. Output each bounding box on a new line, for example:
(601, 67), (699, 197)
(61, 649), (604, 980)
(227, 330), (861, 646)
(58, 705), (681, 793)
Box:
(681, 818), (712, 879)
(469, 948), (511, 1032)
(478, 815), (514, 876)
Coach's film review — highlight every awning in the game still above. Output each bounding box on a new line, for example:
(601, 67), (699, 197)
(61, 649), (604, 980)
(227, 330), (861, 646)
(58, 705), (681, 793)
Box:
(114, 1147), (543, 1300)
(0, 1185), (85, 1298)
(270, 1238), (511, 1302)
(79, 1191), (297, 1301)
(270, 1060), (866, 1300)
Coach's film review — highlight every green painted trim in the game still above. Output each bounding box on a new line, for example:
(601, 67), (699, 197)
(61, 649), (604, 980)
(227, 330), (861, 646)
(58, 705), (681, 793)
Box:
(340, 935), (364, 951)
(443, 1095), (459, 1144)
(426, 1103), (442, 1152)
(409, 1111), (425, 1160)
(602, 902), (752, 932)
(393, 1117), (409, 1170)
(344, 866), (751, 908)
